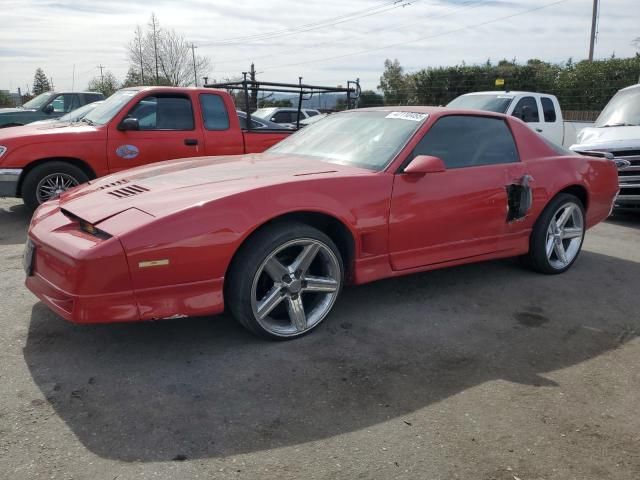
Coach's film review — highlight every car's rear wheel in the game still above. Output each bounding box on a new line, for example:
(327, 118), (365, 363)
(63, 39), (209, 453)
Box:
(22, 162), (89, 211)
(227, 222), (344, 339)
(526, 193), (585, 274)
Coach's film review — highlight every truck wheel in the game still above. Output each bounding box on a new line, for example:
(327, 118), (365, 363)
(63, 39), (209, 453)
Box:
(525, 193), (585, 274)
(22, 162), (89, 211)
(226, 222), (344, 340)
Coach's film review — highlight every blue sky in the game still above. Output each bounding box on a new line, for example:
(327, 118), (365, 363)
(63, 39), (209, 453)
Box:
(0, 0), (638, 93)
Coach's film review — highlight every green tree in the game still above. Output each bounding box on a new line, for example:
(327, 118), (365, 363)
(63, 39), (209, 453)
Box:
(0, 91), (13, 107)
(258, 98), (293, 108)
(121, 67), (143, 88)
(378, 59), (412, 105)
(358, 90), (384, 107)
(33, 68), (51, 95)
(87, 71), (120, 97)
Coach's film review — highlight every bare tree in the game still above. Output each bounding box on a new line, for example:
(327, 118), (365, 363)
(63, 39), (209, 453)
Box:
(127, 14), (211, 87)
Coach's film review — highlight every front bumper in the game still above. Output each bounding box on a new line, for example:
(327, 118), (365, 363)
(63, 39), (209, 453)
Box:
(0, 168), (21, 197)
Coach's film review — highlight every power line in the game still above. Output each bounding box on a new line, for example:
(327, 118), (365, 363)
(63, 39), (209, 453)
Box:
(257, 0), (571, 73)
(212, 0), (486, 68)
(199, 0), (417, 46)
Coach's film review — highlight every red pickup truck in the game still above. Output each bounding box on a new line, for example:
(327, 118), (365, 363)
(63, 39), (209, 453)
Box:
(0, 86), (292, 210)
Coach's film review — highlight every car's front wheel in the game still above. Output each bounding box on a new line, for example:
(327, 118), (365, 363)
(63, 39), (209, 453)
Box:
(227, 222), (344, 339)
(22, 161), (89, 211)
(526, 193), (585, 274)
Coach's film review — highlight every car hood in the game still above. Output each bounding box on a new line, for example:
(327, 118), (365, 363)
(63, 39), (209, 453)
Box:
(0, 122), (98, 141)
(0, 108), (34, 115)
(572, 126), (640, 151)
(58, 153), (372, 224)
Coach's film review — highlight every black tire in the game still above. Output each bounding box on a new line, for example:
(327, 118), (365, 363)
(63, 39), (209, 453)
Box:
(226, 221), (344, 340)
(526, 193), (585, 274)
(21, 161), (89, 212)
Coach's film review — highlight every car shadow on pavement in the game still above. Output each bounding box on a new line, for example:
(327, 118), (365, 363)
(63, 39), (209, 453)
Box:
(23, 251), (639, 462)
(606, 210), (640, 230)
(0, 202), (31, 245)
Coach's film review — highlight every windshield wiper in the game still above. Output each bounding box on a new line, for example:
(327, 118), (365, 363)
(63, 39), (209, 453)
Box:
(80, 117), (95, 126)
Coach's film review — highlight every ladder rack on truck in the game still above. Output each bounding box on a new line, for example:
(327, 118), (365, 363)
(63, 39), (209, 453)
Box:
(205, 75), (361, 130)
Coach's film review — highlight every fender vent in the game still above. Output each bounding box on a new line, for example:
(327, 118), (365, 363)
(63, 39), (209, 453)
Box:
(99, 179), (129, 189)
(107, 184), (150, 198)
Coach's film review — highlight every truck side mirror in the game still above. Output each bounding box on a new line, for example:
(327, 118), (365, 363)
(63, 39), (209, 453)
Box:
(118, 118), (140, 131)
(43, 104), (54, 114)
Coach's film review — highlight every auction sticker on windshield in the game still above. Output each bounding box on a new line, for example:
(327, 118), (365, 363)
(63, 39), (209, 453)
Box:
(385, 112), (428, 121)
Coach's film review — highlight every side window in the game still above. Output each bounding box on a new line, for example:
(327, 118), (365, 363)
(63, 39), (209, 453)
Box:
(411, 115), (519, 169)
(126, 95), (194, 130)
(272, 111), (292, 123)
(540, 97), (557, 122)
(306, 111), (319, 117)
(200, 94), (229, 130)
(51, 94), (80, 113)
(512, 96), (539, 123)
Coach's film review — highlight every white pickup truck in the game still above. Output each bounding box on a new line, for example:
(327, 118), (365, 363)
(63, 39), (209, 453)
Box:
(447, 91), (592, 148)
(571, 84), (640, 209)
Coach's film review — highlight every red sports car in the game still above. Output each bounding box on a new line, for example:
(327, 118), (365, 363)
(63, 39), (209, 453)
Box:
(24, 107), (619, 339)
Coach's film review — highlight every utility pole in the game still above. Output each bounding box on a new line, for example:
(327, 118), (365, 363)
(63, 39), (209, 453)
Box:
(97, 65), (105, 83)
(151, 15), (159, 84)
(71, 64), (75, 91)
(191, 43), (198, 87)
(249, 63), (257, 112)
(588, 0), (599, 61)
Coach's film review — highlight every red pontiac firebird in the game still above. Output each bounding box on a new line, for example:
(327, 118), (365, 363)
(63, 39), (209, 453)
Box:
(24, 107), (619, 339)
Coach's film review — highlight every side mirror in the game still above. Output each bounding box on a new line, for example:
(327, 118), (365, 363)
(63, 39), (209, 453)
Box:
(404, 155), (446, 175)
(520, 105), (532, 122)
(43, 104), (54, 114)
(118, 117), (140, 131)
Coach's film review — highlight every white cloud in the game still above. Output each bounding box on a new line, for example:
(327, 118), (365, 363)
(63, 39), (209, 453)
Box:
(0, 0), (637, 93)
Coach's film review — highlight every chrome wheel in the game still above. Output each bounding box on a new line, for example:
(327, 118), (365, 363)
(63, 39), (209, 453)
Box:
(545, 201), (584, 270)
(251, 238), (341, 337)
(36, 173), (79, 204)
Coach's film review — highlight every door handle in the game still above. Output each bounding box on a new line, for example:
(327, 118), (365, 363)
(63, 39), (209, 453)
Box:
(184, 138), (198, 146)
(535, 128), (543, 133)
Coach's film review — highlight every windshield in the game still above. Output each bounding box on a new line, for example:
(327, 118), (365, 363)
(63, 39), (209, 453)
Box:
(447, 94), (514, 113)
(22, 92), (54, 110)
(595, 86), (640, 127)
(83, 89), (140, 125)
(267, 110), (427, 170)
(59, 102), (100, 122)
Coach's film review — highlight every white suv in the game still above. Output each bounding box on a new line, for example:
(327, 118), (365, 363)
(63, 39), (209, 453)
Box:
(252, 107), (321, 126)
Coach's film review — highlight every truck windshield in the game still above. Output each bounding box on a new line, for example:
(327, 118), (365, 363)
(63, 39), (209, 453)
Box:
(22, 92), (54, 110)
(83, 89), (140, 125)
(595, 87), (640, 127)
(447, 94), (514, 113)
(267, 110), (427, 170)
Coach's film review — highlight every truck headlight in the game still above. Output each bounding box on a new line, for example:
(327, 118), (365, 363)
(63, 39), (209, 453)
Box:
(0, 146), (6, 157)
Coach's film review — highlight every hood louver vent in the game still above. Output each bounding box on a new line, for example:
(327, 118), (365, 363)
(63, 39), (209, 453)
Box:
(107, 184), (150, 199)
(99, 179), (129, 189)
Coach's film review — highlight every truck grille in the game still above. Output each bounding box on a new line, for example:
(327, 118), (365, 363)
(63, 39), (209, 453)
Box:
(610, 150), (640, 206)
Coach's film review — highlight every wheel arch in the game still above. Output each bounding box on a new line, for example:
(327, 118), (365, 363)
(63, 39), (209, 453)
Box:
(556, 184), (589, 211)
(226, 210), (357, 282)
(17, 157), (97, 196)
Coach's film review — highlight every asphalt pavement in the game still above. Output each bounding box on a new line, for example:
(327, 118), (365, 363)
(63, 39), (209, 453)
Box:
(0, 198), (638, 479)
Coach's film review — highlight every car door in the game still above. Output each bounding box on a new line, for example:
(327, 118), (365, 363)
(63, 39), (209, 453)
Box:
(539, 96), (564, 145)
(106, 93), (204, 172)
(198, 93), (245, 156)
(388, 115), (527, 271)
(511, 96), (545, 137)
